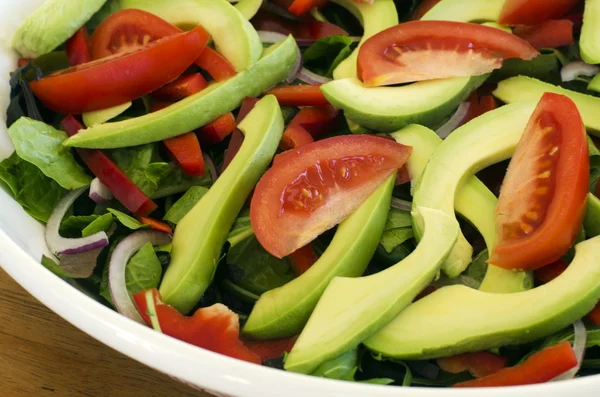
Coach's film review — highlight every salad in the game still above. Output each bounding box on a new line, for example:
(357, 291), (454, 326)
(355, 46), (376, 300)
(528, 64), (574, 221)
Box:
(4, 0), (600, 389)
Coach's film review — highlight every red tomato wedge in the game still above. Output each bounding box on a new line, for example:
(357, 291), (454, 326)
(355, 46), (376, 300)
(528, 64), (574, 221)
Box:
(66, 28), (91, 66)
(31, 28), (208, 114)
(196, 47), (237, 82)
(357, 21), (538, 87)
(61, 115), (157, 216)
(251, 135), (411, 258)
(513, 20), (574, 50)
(151, 73), (208, 101)
(491, 93), (589, 270)
(265, 85), (329, 107)
(163, 132), (205, 177)
(437, 352), (507, 378)
(288, 0), (328, 16)
(454, 341), (577, 387)
(243, 335), (298, 362)
(199, 112), (237, 145)
(287, 244), (319, 275)
(133, 289), (260, 364)
(139, 217), (173, 234)
(499, 0), (580, 26)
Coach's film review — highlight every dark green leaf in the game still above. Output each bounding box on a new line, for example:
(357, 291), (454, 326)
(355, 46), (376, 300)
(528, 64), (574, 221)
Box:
(151, 164), (211, 199)
(491, 50), (561, 84)
(163, 186), (209, 224)
(303, 35), (354, 77)
(0, 152), (65, 222)
(61, 215), (100, 237)
(125, 242), (162, 295)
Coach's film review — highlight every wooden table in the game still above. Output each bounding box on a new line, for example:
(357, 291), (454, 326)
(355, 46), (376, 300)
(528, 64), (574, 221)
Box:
(0, 268), (213, 397)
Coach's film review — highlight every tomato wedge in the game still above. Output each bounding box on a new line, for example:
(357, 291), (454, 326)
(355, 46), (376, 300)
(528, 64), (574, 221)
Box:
(66, 28), (91, 66)
(31, 28), (208, 114)
(133, 289), (260, 364)
(454, 341), (577, 387)
(251, 135), (411, 258)
(151, 73), (208, 101)
(499, 0), (580, 26)
(163, 132), (205, 177)
(357, 21), (538, 86)
(437, 352), (507, 378)
(513, 20), (574, 50)
(491, 93), (589, 270)
(265, 85), (330, 107)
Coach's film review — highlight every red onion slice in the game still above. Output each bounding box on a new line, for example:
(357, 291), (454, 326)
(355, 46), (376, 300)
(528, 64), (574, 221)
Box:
(435, 101), (470, 139)
(561, 61), (600, 82)
(286, 46), (303, 84)
(553, 320), (587, 381)
(89, 177), (113, 204)
(108, 230), (172, 323)
(203, 153), (218, 183)
(390, 197), (412, 212)
(45, 187), (109, 255)
(297, 68), (332, 85)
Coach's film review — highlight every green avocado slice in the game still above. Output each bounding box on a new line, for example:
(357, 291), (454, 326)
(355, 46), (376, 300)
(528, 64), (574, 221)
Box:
(12, 0), (107, 58)
(285, 207), (459, 374)
(233, 0), (262, 19)
(365, 235), (600, 359)
(421, 0), (505, 22)
(493, 76), (600, 135)
(580, 0), (600, 64)
(64, 37), (298, 149)
(242, 176), (395, 339)
(321, 75), (487, 133)
(329, 0), (398, 80)
(118, 0), (262, 71)
(585, 193), (600, 238)
(412, 102), (538, 278)
(158, 95), (284, 314)
(391, 125), (532, 292)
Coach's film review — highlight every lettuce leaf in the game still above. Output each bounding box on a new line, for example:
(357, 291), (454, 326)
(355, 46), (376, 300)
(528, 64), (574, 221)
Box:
(303, 35), (354, 77)
(163, 186), (209, 224)
(125, 242), (162, 295)
(107, 208), (149, 230)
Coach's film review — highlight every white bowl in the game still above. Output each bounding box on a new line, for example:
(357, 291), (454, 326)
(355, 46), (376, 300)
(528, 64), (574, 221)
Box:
(1, 1), (599, 396)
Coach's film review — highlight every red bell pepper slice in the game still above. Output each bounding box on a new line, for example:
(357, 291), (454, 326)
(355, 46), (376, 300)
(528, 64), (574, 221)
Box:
(221, 97), (260, 173)
(462, 91), (498, 125)
(133, 289), (261, 364)
(438, 352), (508, 378)
(288, 0), (328, 16)
(151, 73), (208, 101)
(396, 166), (411, 185)
(199, 112), (237, 145)
(453, 341), (577, 387)
(243, 335), (298, 362)
(139, 216), (173, 234)
(289, 106), (340, 139)
(266, 85), (330, 107)
(513, 20), (574, 50)
(17, 58), (29, 68)
(196, 46), (237, 82)
(66, 27), (92, 66)
(61, 115), (157, 216)
(163, 132), (205, 177)
(287, 244), (319, 275)
(280, 124), (315, 151)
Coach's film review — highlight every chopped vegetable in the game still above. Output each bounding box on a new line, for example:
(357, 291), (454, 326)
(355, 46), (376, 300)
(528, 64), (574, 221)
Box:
(163, 132), (205, 177)
(65, 27), (91, 66)
(266, 85), (329, 106)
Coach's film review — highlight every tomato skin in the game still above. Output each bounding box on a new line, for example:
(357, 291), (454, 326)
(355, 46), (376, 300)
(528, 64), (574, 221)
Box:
(513, 20), (574, 50)
(198, 112), (237, 145)
(66, 28), (91, 66)
(491, 93), (589, 270)
(437, 352), (507, 378)
(163, 132), (205, 177)
(357, 21), (538, 86)
(31, 28), (208, 114)
(133, 289), (261, 364)
(499, 0), (580, 25)
(251, 135), (411, 258)
(152, 73), (208, 101)
(266, 85), (330, 107)
(139, 217), (173, 234)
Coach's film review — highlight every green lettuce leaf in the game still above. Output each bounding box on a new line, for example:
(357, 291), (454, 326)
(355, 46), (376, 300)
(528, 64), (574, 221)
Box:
(125, 242), (162, 295)
(163, 186), (209, 224)
(82, 213), (114, 237)
(61, 215), (101, 237)
(379, 207), (414, 253)
(107, 208), (149, 230)
(303, 35), (354, 77)
(0, 152), (65, 222)
(227, 208), (254, 248)
(8, 117), (91, 189)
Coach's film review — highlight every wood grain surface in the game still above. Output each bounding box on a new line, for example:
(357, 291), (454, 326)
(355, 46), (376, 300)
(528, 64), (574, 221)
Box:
(0, 268), (213, 397)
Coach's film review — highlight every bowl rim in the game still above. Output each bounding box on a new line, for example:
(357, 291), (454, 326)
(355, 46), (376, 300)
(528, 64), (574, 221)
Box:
(0, 1), (599, 396)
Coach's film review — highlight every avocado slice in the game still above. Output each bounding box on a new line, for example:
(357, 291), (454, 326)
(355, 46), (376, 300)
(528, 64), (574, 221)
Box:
(82, 103), (132, 127)
(391, 125), (532, 292)
(588, 73), (600, 93)
(12, 0), (107, 58)
(242, 176), (395, 339)
(585, 193), (600, 238)
(158, 95), (284, 313)
(285, 207), (459, 374)
(421, 0), (504, 22)
(329, 0), (398, 80)
(321, 75), (487, 132)
(118, 0), (261, 72)
(580, 0), (600, 64)
(233, 0), (262, 20)
(493, 76), (600, 135)
(365, 235), (600, 359)
(413, 101), (537, 278)
(64, 37), (298, 149)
